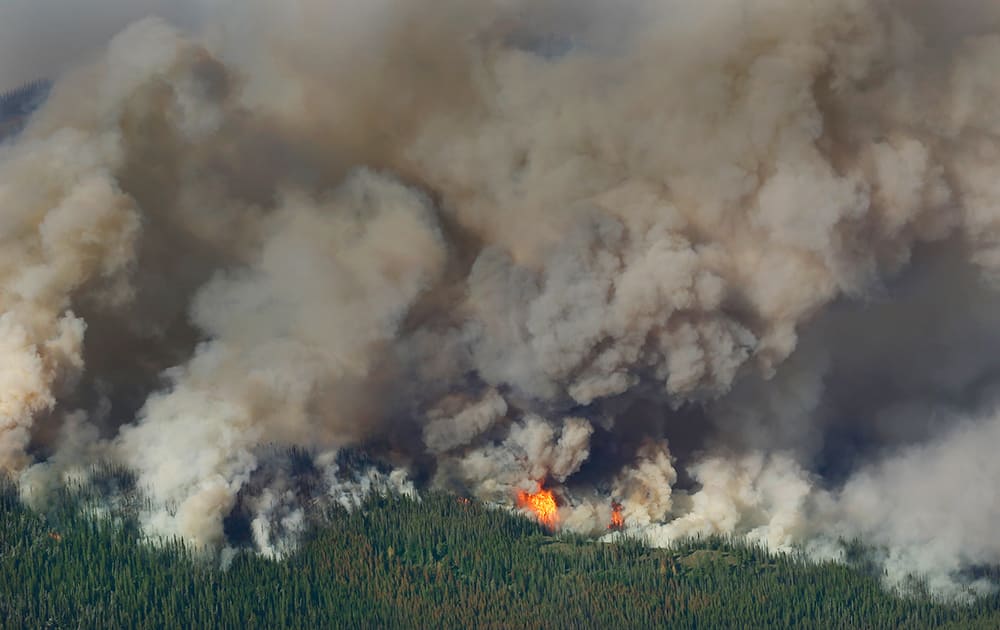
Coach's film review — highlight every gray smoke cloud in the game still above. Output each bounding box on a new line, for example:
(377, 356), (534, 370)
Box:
(5, 0), (1000, 598)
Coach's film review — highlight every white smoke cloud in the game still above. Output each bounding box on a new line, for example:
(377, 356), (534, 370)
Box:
(830, 409), (1000, 597)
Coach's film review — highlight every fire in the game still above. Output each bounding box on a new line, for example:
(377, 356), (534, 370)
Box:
(609, 500), (624, 530)
(517, 486), (559, 529)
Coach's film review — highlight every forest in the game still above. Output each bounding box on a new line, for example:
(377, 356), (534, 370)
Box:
(3, 470), (1000, 629)
(0, 80), (50, 141)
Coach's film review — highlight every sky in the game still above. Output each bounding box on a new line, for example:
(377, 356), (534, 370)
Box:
(0, 0), (202, 93)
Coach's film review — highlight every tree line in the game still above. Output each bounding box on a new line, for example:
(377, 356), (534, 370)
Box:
(2, 470), (1000, 629)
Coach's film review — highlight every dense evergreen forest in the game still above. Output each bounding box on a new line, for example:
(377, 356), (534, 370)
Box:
(3, 473), (1000, 629)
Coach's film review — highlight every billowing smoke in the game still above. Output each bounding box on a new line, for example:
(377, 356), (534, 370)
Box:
(5, 0), (1000, 598)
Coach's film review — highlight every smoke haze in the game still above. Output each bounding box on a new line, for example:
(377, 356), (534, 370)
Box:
(5, 0), (1000, 598)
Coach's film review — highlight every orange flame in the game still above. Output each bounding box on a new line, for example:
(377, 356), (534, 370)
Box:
(517, 486), (558, 529)
(609, 500), (624, 530)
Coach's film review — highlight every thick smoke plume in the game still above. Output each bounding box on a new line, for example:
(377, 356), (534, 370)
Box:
(5, 0), (1000, 598)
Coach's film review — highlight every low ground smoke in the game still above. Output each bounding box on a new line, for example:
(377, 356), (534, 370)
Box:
(4, 0), (1000, 598)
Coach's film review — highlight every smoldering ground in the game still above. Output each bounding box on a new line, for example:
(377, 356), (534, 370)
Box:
(4, 0), (1000, 598)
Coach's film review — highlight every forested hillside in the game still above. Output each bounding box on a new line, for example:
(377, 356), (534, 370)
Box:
(3, 475), (1000, 629)
(0, 80), (50, 140)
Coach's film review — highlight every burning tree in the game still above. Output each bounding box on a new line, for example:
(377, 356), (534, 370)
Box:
(609, 500), (624, 531)
(516, 486), (558, 530)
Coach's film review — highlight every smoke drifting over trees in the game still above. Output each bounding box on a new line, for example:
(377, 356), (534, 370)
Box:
(4, 0), (1000, 597)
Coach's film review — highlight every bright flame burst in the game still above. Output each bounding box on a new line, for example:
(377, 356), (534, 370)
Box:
(517, 487), (558, 529)
(609, 500), (624, 530)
